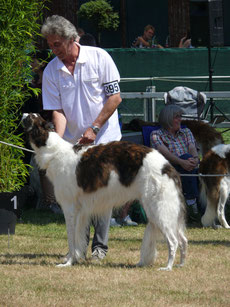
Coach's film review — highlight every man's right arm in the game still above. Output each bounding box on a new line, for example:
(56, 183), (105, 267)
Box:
(52, 109), (67, 138)
(42, 64), (66, 138)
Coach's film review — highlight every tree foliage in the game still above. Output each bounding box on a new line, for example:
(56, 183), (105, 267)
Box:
(78, 0), (119, 44)
(0, 0), (45, 192)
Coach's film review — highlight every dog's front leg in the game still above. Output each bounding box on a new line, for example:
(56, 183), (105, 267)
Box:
(217, 188), (230, 229)
(57, 203), (78, 267)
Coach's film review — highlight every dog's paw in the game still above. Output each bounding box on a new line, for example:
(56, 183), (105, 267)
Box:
(158, 266), (172, 271)
(175, 263), (184, 268)
(62, 252), (70, 263)
(136, 261), (144, 267)
(56, 257), (76, 267)
(136, 258), (155, 267)
(212, 223), (223, 230)
(56, 262), (72, 268)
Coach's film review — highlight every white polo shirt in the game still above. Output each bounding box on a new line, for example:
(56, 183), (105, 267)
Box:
(42, 44), (121, 144)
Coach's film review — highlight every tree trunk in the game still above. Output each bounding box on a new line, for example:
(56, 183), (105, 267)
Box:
(120, 0), (127, 48)
(38, 0), (78, 49)
(168, 0), (190, 47)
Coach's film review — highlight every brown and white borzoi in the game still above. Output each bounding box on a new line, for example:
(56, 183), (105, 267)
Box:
(181, 120), (224, 156)
(23, 113), (187, 270)
(199, 144), (230, 228)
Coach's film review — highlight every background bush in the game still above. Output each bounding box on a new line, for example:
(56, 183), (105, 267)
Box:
(0, 0), (45, 192)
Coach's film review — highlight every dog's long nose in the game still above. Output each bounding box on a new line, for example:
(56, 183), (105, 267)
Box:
(21, 113), (35, 131)
(21, 113), (29, 122)
(21, 113), (30, 128)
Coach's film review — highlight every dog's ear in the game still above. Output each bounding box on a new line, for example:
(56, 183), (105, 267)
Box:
(34, 114), (54, 132)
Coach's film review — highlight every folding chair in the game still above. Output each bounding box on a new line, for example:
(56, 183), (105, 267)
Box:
(141, 125), (160, 147)
(164, 86), (207, 121)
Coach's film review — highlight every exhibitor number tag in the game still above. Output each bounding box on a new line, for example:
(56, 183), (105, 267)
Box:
(104, 81), (120, 96)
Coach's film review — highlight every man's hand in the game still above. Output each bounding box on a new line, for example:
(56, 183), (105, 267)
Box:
(78, 127), (96, 144)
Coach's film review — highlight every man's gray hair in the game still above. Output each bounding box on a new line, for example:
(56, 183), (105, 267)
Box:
(41, 15), (78, 40)
(159, 105), (184, 129)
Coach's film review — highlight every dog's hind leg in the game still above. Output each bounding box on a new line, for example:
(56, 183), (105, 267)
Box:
(74, 211), (90, 261)
(158, 228), (178, 271)
(217, 185), (230, 229)
(177, 227), (188, 267)
(57, 203), (78, 267)
(137, 222), (157, 267)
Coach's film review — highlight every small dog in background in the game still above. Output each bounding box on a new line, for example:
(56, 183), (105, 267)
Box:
(199, 144), (230, 228)
(22, 113), (187, 270)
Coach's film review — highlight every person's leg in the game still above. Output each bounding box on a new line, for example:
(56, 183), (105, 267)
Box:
(173, 154), (200, 222)
(117, 202), (138, 226)
(91, 209), (112, 260)
(173, 153), (199, 200)
(120, 202), (131, 219)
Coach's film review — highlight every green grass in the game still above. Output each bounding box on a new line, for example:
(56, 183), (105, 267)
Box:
(217, 128), (230, 143)
(0, 209), (230, 306)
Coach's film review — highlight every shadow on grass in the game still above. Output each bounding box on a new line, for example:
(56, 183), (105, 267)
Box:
(189, 240), (230, 247)
(109, 237), (142, 243)
(21, 209), (65, 225)
(0, 252), (139, 268)
(0, 252), (64, 266)
(88, 262), (138, 269)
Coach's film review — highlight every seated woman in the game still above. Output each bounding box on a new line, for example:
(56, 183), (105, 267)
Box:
(150, 105), (201, 221)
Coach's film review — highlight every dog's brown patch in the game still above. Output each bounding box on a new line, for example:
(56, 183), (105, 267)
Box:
(199, 150), (228, 199)
(182, 120), (224, 155)
(162, 163), (182, 189)
(162, 163), (186, 215)
(76, 141), (152, 193)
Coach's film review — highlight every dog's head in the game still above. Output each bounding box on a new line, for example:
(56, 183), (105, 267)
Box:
(22, 113), (55, 149)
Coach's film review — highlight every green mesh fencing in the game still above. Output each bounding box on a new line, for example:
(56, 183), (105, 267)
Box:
(107, 47), (230, 123)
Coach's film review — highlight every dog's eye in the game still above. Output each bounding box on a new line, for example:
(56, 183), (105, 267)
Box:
(45, 122), (55, 131)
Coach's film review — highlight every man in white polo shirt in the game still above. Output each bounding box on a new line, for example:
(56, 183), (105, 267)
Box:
(41, 15), (122, 261)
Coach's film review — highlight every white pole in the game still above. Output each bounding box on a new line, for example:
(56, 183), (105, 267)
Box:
(146, 86), (156, 121)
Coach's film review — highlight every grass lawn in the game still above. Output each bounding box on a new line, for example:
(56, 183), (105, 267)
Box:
(0, 209), (229, 307)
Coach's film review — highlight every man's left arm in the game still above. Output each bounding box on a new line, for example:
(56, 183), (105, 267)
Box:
(79, 93), (122, 144)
